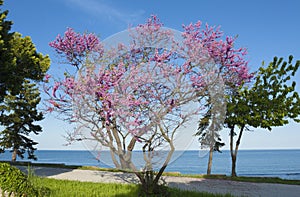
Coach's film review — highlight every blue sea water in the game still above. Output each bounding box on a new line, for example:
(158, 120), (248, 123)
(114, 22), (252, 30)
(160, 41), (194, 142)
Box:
(0, 149), (299, 180)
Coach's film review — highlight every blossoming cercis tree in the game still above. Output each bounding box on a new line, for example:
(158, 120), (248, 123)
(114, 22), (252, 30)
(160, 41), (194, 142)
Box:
(45, 16), (251, 194)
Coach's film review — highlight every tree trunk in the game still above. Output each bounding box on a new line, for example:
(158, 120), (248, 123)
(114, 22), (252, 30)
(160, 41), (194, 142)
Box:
(230, 125), (245, 177)
(229, 126), (237, 177)
(231, 152), (237, 177)
(136, 145), (174, 196)
(12, 148), (17, 162)
(207, 146), (214, 175)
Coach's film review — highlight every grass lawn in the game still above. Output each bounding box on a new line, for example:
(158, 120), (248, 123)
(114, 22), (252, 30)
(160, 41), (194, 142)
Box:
(3, 162), (300, 196)
(33, 177), (234, 197)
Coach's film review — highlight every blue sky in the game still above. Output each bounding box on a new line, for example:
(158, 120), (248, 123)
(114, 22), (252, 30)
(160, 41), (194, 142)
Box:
(2, 0), (300, 150)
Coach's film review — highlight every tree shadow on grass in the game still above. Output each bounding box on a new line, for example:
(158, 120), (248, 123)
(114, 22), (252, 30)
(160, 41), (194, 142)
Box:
(13, 164), (75, 177)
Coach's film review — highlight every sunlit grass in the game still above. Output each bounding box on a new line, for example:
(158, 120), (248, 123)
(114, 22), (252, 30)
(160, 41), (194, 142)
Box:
(35, 178), (138, 197)
(33, 177), (233, 197)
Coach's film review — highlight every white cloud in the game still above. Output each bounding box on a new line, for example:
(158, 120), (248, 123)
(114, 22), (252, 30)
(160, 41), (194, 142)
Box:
(64, 0), (145, 25)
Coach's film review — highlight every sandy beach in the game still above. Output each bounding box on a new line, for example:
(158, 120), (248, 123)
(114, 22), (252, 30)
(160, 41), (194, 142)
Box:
(14, 166), (300, 197)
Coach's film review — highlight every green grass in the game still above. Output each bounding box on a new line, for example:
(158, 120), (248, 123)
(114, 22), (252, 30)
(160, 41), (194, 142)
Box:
(7, 161), (300, 185)
(32, 177), (233, 197)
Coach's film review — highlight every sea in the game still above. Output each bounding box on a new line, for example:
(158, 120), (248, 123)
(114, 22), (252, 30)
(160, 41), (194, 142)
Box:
(0, 149), (299, 180)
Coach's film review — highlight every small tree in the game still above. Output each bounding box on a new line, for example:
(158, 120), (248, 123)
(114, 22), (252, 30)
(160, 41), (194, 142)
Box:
(226, 56), (300, 177)
(0, 80), (44, 161)
(45, 16), (252, 195)
(196, 100), (226, 175)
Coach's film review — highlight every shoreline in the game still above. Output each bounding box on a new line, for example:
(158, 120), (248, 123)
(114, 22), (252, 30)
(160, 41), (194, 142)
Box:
(2, 149), (300, 180)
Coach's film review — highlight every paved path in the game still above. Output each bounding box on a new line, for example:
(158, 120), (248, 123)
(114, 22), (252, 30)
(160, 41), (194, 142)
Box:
(18, 166), (300, 197)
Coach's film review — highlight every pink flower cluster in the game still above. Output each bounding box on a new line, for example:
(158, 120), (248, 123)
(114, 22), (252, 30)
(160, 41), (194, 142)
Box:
(182, 22), (253, 86)
(138, 15), (163, 31)
(49, 28), (103, 68)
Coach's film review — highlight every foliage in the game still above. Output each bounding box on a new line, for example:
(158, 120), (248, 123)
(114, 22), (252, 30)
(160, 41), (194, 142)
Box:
(45, 16), (251, 195)
(196, 104), (225, 153)
(0, 162), (49, 196)
(0, 0), (50, 161)
(226, 55), (300, 176)
(193, 22), (252, 175)
(0, 80), (44, 161)
(195, 99), (226, 175)
(0, 0), (50, 100)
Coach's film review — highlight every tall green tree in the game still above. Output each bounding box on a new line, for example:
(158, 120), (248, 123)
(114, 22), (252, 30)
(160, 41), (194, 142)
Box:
(226, 56), (300, 177)
(0, 0), (50, 101)
(196, 98), (225, 175)
(0, 80), (43, 161)
(0, 0), (50, 161)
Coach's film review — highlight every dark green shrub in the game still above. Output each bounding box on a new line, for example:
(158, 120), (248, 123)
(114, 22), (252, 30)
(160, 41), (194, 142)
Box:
(0, 162), (47, 196)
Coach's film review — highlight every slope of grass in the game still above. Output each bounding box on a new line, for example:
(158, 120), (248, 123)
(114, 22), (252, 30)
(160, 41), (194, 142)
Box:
(33, 177), (233, 197)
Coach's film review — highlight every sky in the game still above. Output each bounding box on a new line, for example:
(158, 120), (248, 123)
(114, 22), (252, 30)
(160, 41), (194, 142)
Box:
(2, 0), (300, 150)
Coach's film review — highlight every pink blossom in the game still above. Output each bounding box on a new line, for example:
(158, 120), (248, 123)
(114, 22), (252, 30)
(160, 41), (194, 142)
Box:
(182, 22), (252, 86)
(49, 28), (103, 68)
(52, 82), (60, 97)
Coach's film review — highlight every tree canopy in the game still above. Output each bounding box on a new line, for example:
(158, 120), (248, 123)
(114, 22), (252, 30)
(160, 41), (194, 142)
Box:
(0, 0), (50, 161)
(226, 55), (300, 176)
(0, 0), (50, 100)
(0, 80), (43, 161)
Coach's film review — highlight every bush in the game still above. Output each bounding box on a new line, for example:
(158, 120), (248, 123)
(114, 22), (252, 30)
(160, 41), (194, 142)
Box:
(0, 162), (48, 196)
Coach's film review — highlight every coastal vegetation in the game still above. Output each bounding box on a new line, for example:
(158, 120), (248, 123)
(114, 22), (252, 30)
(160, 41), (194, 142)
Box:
(196, 55), (300, 176)
(0, 0), (299, 196)
(0, 162), (49, 196)
(0, 0), (50, 162)
(225, 56), (300, 177)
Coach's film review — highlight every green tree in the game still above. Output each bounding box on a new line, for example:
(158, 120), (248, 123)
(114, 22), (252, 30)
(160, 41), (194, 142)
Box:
(0, 0), (50, 161)
(226, 56), (300, 177)
(0, 80), (44, 161)
(0, 0), (50, 101)
(196, 98), (225, 175)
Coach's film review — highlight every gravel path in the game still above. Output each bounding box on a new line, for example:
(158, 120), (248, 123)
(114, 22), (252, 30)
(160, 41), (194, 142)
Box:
(18, 166), (300, 197)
